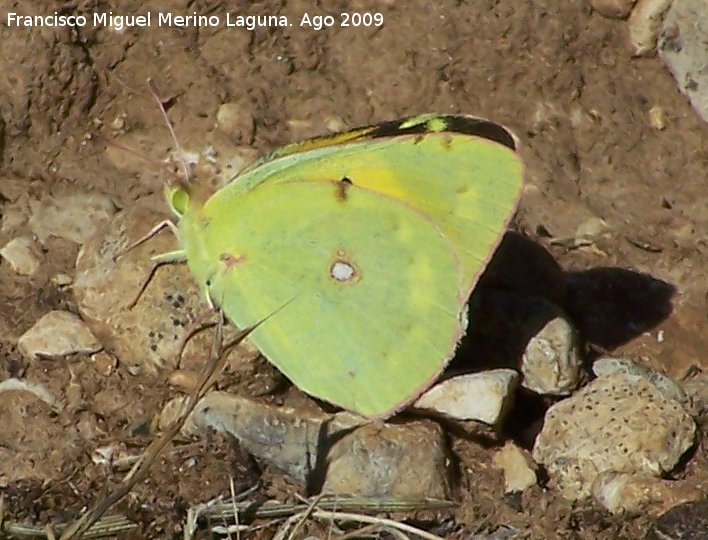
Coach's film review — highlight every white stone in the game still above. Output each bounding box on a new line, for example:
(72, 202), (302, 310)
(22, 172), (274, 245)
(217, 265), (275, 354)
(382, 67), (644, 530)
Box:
(413, 370), (519, 425)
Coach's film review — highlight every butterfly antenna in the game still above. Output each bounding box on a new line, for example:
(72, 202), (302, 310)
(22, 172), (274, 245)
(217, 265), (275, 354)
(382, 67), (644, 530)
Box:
(100, 135), (174, 174)
(147, 78), (192, 185)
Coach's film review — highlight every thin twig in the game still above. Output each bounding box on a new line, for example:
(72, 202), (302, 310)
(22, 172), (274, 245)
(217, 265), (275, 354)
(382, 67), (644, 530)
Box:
(58, 315), (257, 540)
(310, 509), (444, 540)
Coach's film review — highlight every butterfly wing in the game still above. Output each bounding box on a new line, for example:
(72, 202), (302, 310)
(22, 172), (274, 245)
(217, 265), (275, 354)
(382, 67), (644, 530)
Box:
(182, 180), (464, 418)
(177, 115), (523, 418)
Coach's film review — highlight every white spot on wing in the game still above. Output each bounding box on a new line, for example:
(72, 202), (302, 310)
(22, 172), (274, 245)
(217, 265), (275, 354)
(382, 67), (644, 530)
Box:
(331, 261), (355, 282)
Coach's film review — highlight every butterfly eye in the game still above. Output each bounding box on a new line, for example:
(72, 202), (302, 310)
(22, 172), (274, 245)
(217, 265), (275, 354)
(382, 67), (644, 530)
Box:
(166, 187), (189, 216)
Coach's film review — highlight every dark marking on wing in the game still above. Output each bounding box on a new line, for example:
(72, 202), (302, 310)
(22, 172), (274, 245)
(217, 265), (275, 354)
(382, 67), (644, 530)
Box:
(220, 252), (247, 269)
(336, 176), (353, 201)
(367, 115), (517, 151)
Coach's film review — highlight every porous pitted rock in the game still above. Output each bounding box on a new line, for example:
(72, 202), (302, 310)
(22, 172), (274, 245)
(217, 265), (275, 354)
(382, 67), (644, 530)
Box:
(532, 371), (696, 500)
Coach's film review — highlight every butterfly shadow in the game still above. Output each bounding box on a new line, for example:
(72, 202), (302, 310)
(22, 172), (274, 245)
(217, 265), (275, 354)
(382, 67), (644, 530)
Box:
(446, 231), (676, 446)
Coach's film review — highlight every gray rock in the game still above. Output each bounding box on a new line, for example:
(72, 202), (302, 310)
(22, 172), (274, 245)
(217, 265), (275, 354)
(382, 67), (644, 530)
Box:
(18, 310), (102, 360)
(660, 0), (708, 124)
(323, 419), (449, 498)
(163, 392), (450, 499)
(521, 312), (582, 396)
(680, 372), (708, 425)
(532, 372), (696, 500)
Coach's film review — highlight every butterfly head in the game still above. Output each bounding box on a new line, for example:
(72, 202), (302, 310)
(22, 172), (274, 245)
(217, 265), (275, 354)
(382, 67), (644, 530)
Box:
(165, 184), (189, 218)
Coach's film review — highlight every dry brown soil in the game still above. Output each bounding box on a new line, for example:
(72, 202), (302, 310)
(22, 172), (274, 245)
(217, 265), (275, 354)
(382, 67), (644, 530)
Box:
(0, 1), (706, 538)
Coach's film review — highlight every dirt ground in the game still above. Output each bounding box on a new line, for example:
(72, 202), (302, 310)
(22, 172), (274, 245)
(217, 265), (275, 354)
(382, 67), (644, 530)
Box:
(0, 0), (706, 538)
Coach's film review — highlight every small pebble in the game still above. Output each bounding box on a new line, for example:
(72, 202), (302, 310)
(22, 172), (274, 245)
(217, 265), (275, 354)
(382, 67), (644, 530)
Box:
(0, 236), (42, 276)
(51, 273), (73, 287)
(91, 351), (117, 377)
(0, 378), (57, 408)
(493, 442), (537, 493)
(589, 0), (637, 18)
(649, 105), (666, 130)
(168, 369), (200, 392)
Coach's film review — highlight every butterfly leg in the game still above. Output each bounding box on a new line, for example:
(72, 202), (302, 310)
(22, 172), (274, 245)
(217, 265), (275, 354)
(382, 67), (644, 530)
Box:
(125, 250), (187, 310)
(114, 219), (179, 262)
(173, 314), (218, 369)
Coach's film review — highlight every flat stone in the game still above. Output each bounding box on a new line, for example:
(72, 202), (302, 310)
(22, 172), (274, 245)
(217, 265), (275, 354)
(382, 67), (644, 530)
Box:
(532, 372), (696, 500)
(29, 190), (115, 244)
(18, 310), (102, 360)
(413, 370), (518, 425)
